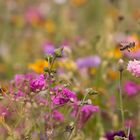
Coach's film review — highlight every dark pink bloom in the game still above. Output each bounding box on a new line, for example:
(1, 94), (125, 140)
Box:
(52, 86), (77, 105)
(124, 80), (139, 96)
(30, 74), (46, 91)
(53, 110), (64, 121)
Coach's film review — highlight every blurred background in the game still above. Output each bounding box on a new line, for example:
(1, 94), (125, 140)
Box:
(0, 0), (140, 79)
(0, 0), (140, 139)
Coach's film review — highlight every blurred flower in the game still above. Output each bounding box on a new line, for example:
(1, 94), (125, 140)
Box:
(107, 69), (118, 80)
(28, 59), (48, 73)
(30, 74), (46, 92)
(14, 90), (25, 98)
(0, 104), (9, 117)
(42, 42), (55, 55)
(54, 0), (67, 4)
(71, 0), (87, 6)
(52, 86), (77, 105)
(53, 110), (64, 121)
(127, 59), (140, 77)
(80, 105), (99, 124)
(44, 19), (56, 33)
(107, 47), (122, 59)
(124, 80), (139, 96)
(105, 130), (135, 140)
(57, 59), (77, 71)
(72, 104), (99, 128)
(76, 55), (101, 68)
(24, 7), (43, 26)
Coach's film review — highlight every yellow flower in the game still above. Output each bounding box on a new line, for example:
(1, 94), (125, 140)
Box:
(57, 59), (77, 71)
(28, 59), (48, 73)
(44, 19), (56, 33)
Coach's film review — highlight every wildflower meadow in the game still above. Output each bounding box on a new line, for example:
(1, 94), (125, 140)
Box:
(0, 0), (140, 140)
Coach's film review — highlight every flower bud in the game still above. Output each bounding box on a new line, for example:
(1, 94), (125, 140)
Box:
(118, 59), (125, 72)
(86, 88), (98, 95)
(54, 48), (63, 57)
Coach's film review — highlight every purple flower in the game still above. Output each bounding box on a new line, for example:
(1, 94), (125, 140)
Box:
(30, 74), (46, 91)
(52, 86), (77, 105)
(42, 42), (55, 55)
(105, 130), (135, 140)
(127, 59), (140, 77)
(76, 55), (101, 68)
(124, 80), (139, 96)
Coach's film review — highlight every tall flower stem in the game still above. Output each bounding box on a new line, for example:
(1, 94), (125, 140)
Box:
(119, 70), (124, 130)
(46, 56), (56, 140)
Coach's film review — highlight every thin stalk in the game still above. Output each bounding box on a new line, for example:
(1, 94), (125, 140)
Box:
(119, 70), (124, 130)
(67, 93), (88, 140)
(46, 56), (56, 140)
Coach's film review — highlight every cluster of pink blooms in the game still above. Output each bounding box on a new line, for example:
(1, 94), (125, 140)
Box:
(8, 72), (99, 127)
(127, 59), (140, 77)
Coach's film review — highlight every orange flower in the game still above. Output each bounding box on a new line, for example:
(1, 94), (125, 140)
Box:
(28, 59), (48, 73)
(71, 0), (87, 6)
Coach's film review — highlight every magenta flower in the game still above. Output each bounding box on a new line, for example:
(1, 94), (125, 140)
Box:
(52, 86), (77, 105)
(30, 74), (46, 91)
(45, 110), (64, 122)
(53, 110), (64, 121)
(127, 59), (140, 77)
(124, 80), (139, 96)
(80, 105), (99, 124)
(10, 73), (38, 92)
(72, 104), (99, 128)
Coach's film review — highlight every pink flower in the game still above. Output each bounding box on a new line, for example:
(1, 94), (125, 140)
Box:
(52, 86), (77, 105)
(72, 104), (99, 128)
(30, 74), (46, 91)
(124, 80), (139, 96)
(127, 59), (140, 77)
(80, 105), (99, 124)
(44, 110), (64, 122)
(53, 110), (64, 121)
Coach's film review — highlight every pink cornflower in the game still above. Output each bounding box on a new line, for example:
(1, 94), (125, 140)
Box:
(127, 59), (140, 77)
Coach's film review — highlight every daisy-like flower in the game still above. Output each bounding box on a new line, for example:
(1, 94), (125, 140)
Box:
(127, 59), (140, 77)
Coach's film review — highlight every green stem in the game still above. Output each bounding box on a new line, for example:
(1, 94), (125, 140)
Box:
(119, 70), (124, 130)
